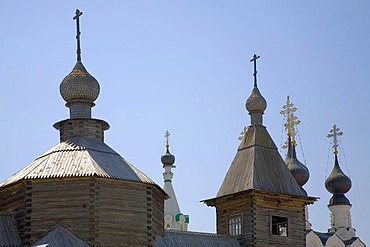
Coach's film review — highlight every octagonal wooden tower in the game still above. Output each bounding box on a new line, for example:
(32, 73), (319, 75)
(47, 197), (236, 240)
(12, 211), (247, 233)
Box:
(0, 11), (167, 246)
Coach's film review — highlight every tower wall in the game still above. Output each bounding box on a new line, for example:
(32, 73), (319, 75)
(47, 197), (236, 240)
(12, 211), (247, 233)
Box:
(0, 181), (28, 245)
(1, 177), (164, 246)
(214, 191), (308, 247)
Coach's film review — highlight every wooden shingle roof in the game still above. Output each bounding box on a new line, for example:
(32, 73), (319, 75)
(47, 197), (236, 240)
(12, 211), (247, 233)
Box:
(154, 229), (240, 247)
(30, 226), (90, 247)
(0, 137), (156, 187)
(0, 215), (21, 247)
(216, 125), (306, 198)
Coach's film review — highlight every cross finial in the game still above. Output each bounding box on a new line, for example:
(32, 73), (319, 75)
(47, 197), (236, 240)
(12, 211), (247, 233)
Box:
(73, 9), (83, 62)
(327, 124), (343, 155)
(164, 130), (170, 149)
(280, 96), (300, 146)
(250, 54), (260, 87)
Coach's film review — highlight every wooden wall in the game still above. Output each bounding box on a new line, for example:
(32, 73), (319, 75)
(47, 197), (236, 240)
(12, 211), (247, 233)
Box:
(1, 177), (165, 247)
(0, 181), (27, 245)
(215, 191), (307, 247)
(253, 193), (306, 247)
(30, 177), (95, 244)
(94, 178), (164, 246)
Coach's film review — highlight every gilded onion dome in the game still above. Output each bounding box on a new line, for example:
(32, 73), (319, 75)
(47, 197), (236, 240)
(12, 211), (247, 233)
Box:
(60, 61), (100, 105)
(285, 137), (309, 187)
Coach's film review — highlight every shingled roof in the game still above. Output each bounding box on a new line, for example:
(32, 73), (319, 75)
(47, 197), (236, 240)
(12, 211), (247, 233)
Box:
(0, 215), (21, 247)
(0, 137), (156, 187)
(30, 226), (90, 247)
(216, 125), (306, 198)
(154, 229), (240, 247)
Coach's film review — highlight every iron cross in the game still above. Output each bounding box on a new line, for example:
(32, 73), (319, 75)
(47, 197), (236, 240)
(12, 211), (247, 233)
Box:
(73, 9), (83, 62)
(250, 54), (260, 87)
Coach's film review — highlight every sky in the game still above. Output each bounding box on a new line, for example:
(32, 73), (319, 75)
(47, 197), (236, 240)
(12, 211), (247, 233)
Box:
(1, 1), (369, 243)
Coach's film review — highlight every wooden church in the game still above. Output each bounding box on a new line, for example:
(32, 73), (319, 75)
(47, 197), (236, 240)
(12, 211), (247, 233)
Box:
(0, 10), (365, 247)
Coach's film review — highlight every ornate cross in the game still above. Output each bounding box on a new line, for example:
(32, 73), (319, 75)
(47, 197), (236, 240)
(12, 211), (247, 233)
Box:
(280, 96), (300, 145)
(73, 9), (83, 62)
(327, 124), (343, 154)
(250, 54), (260, 87)
(164, 130), (170, 148)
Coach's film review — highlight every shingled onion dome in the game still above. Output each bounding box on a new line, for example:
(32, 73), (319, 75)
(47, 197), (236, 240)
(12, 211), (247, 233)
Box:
(245, 84), (267, 126)
(60, 61), (100, 119)
(325, 154), (352, 205)
(285, 136), (309, 187)
(161, 144), (175, 167)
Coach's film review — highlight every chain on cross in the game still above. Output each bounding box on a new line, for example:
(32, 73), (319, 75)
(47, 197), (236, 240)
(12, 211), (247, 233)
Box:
(327, 124), (343, 154)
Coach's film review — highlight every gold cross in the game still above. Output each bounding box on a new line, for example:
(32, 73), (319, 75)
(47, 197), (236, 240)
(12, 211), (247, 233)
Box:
(327, 124), (343, 154)
(280, 96), (300, 145)
(164, 130), (170, 148)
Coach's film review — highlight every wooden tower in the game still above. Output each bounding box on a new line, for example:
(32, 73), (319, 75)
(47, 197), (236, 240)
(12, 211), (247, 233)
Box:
(203, 55), (316, 247)
(0, 10), (167, 246)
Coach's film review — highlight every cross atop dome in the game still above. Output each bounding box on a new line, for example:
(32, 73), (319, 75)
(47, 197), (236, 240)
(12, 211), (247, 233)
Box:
(59, 9), (101, 120)
(245, 54), (267, 126)
(250, 54), (260, 87)
(280, 96), (301, 145)
(73, 9), (83, 62)
(165, 130), (170, 149)
(327, 124), (343, 155)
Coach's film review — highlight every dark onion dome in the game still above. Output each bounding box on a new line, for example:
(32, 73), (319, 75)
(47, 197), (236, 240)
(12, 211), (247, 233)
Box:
(285, 137), (310, 187)
(329, 194), (351, 206)
(245, 86), (267, 113)
(325, 154), (352, 194)
(161, 146), (175, 167)
(60, 61), (100, 104)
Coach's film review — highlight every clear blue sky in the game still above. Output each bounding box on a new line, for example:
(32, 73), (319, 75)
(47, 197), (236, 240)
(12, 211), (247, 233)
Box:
(1, 1), (369, 243)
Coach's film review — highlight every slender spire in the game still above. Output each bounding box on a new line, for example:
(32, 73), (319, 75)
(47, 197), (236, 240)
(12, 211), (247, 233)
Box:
(250, 54), (260, 87)
(73, 9), (83, 62)
(161, 131), (189, 231)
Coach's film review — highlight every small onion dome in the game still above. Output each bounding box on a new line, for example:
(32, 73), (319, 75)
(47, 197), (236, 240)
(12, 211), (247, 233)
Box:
(245, 86), (267, 113)
(329, 194), (351, 206)
(161, 147), (175, 166)
(285, 138), (310, 186)
(60, 61), (100, 104)
(325, 155), (352, 194)
(285, 154), (310, 187)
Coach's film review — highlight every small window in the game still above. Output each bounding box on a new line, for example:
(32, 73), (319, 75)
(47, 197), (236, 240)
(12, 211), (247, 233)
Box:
(271, 216), (288, 236)
(228, 215), (242, 236)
